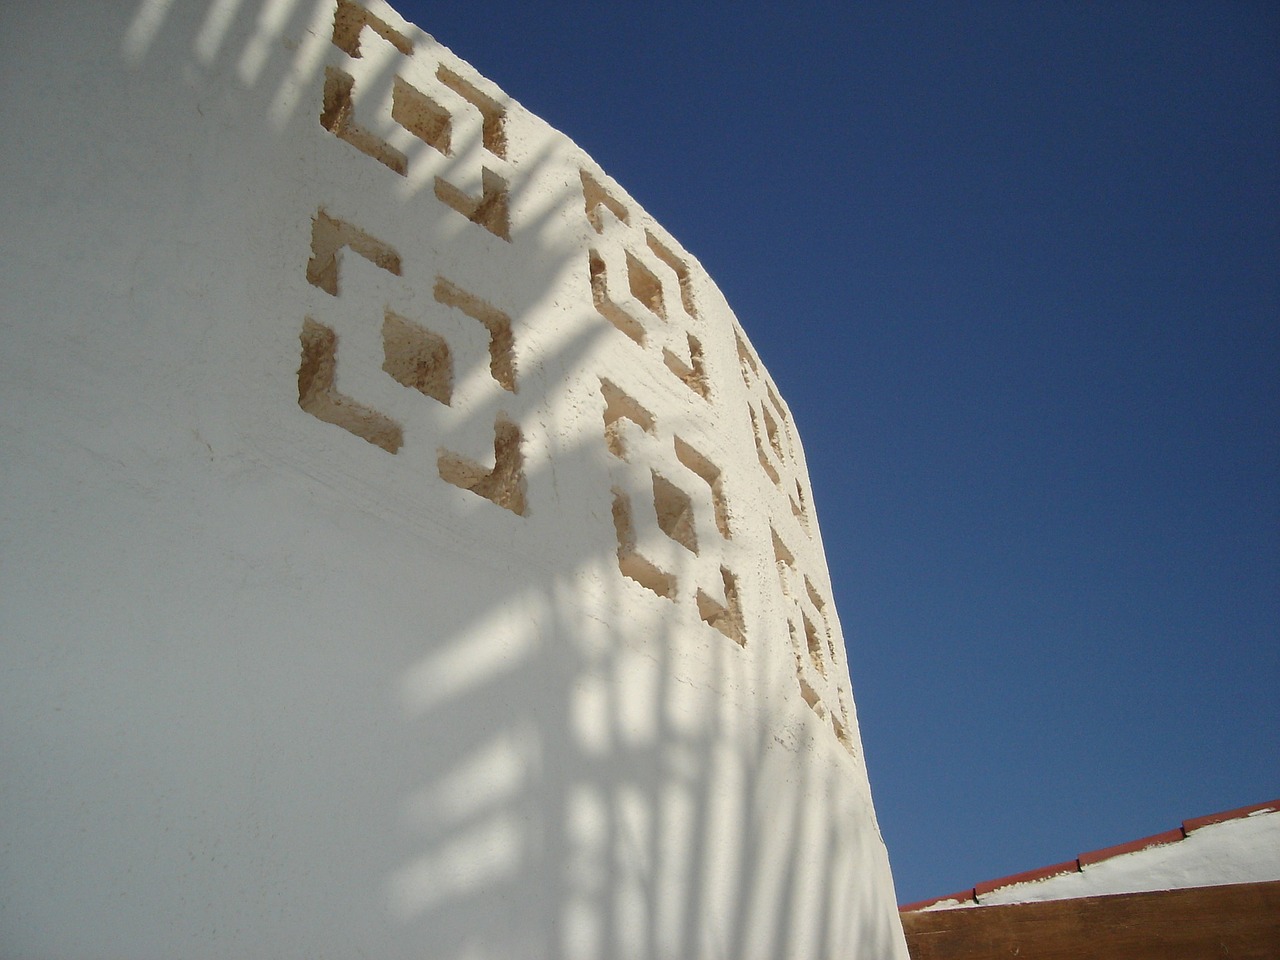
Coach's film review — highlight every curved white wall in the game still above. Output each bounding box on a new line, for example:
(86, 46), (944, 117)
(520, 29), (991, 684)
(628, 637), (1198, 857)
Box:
(0, 2), (907, 957)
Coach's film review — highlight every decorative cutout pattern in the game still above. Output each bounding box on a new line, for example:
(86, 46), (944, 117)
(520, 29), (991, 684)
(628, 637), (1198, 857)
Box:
(579, 168), (711, 403)
(600, 379), (654, 459)
(663, 333), (709, 399)
(390, 76), (451, 155)
(433, 278), (516, 392)
(802, 610), (826, 677)
(736, 326), (815, 534)
(322, 5), (512, 239)
(582, 170), (629, 232)
(298, 317), (403, 453)
(652, 471), (698, 555)
(762, 404), (784, 461)
(382, 309), (452, 405)
(771, 524), (854, 753)
(320, 66), (408, 175)
(611, 488), (676, 599)
(331, 0), (412, 58)
(674, 436), (730, 538)
(434, 168), (511, 241)
(696, 566), (745, 646)
(806, 575), (838, 662)
(646, 230), (698, 320)
(589, 250), (646, 346)
(598, 378), (744, 641)
(303, 5), (525, 514)
(735, 329), (759, 380)
(300, 217), (520, 517)
(626, 251), (665, 320)
(304, 5), (860, 754)
(600, 381), (675, 600)
(437, 65), (507, 159)
(438, 416), (527, 515)
(750, 405), (781, 486)
(791, 479), (810, 531)
(307, 210), (402, 296)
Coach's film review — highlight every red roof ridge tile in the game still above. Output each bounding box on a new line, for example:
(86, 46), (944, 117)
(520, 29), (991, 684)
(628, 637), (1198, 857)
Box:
(899, 889), (977, 913)
(1182, 798), (1279, 834)
(974, 859), (1080, 899)
(1077, 827), (1186, 867)
(899, 797), (1280, 911)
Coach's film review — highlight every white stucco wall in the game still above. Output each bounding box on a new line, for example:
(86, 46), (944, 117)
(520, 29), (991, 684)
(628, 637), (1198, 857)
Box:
(0, 2), (907, 958)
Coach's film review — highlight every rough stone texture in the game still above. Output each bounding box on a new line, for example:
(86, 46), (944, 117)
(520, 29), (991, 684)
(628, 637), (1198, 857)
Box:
(0, 2), (908, 957)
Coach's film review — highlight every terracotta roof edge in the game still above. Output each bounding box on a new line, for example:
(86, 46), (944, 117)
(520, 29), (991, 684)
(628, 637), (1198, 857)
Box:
(898, 797), (1280, 911)
(1077, 826), (1185, 866)
(973, 859), (1080, 898)
(899, 889), (977, 912)
(1182, 798), (1280, 833)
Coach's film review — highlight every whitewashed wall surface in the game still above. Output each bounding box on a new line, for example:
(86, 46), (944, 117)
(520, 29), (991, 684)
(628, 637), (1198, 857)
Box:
(0, 3), (908, 958)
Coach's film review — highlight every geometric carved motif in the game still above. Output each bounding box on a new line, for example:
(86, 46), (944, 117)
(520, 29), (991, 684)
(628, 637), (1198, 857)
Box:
(581, 171), (849, 700)
(303, 4), (854, 743)
(582, 168), (709, 403)
(581, 166), (749, 645)
(736, 326), (854, 753)
(320, 1), (511, 241)
(598, 381), (745, 646)
(296, 205), (525, 514)
(772, 525), (854, 753)
(298, 2), (524, 513)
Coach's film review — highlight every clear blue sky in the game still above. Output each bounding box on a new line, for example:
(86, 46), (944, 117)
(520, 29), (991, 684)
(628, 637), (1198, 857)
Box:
(400, 1), (1279, 904)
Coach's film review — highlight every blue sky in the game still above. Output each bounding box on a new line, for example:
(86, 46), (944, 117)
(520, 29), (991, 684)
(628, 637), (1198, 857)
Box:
(400, 2), (1279, 904)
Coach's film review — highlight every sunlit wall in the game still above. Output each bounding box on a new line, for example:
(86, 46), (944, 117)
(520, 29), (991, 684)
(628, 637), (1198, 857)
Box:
(0, 2), (908, 957)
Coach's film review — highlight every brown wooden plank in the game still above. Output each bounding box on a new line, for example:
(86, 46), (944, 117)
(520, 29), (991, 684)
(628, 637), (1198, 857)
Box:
(901, 879), (1280, 960)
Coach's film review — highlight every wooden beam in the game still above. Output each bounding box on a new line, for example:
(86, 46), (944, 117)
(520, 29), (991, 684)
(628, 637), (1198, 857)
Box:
(901, 880), (1280, 960)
